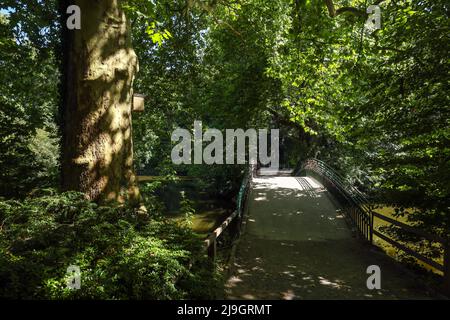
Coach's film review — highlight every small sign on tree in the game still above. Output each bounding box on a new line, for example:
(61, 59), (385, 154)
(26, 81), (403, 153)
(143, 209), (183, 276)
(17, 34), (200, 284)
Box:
(132, 94), (145, 112)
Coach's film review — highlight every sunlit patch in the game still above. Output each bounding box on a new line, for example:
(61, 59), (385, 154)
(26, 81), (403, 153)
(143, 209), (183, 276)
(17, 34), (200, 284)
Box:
(271, 213), (282, 216)
(280, 242), (294, 247)
(254, 194), (268, 201)
(225, 276), (243, 288)
(281, 271), (295, 278)
(254, 177), (311, 190)
(317, 276), (349, 290)
(281, 289), (296, 300)
(251, 266), (264, 272)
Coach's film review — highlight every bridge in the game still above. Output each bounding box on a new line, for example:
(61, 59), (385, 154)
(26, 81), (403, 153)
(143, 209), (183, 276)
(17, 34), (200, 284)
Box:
(204, 159), (449, 299)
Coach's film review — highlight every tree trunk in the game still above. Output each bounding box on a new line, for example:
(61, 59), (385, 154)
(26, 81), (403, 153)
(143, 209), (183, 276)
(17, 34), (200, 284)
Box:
(60, 0), (140, 204)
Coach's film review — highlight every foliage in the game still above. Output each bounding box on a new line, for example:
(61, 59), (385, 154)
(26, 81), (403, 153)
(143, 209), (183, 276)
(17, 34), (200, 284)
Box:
(0, 0), (449, 297)
(206, 0), (450, 232)
(0, 11), (59, 198)
(342, 0), (450, 233)
(180, 190), (195, 227)
(0, 191), (219, 299)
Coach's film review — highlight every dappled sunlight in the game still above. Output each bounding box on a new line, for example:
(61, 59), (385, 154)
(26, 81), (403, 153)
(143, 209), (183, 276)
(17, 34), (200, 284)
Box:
(226, 235), (433, 300)
(226, 175), (435, 300)
(246, 175), (352, 242)
(254, 193), (267, 201)
(258, 168), (293, 176)
(252, 180), (297, 191)
(58, 0), (142, 205)
(225, 276), (243, 288)
(280, 242), (295, 247)
(253, 176), (318, 191)
(318, 276), (350, 290)
(252, 176), (326, 203)
(281, 289), (296, 300)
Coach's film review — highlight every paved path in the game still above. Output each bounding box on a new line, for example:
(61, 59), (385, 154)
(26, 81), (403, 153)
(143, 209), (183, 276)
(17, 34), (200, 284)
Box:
(225, 176), (437, 300)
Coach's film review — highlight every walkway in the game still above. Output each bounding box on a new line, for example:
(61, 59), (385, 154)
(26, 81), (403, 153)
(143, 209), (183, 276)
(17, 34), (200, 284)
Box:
(225, 175), (436, 299)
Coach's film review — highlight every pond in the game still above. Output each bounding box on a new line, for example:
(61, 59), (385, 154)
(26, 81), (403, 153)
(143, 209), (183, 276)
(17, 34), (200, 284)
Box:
(140, 176), (235, 235)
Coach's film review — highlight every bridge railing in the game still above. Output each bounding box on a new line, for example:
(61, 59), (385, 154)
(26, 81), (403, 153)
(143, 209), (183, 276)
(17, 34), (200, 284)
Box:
(299, 158), (449, 294)
(300, 158), (374, 242)
(204, 164), (256, 260)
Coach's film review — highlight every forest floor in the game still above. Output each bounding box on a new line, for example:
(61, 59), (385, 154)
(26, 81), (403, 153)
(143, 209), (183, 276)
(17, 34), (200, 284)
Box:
(225, 176), (444, 300)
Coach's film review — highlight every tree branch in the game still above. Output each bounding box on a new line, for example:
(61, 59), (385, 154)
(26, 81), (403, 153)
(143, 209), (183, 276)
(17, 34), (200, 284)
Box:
(267, 108), (302, 130)
(324, 0), (365, 18)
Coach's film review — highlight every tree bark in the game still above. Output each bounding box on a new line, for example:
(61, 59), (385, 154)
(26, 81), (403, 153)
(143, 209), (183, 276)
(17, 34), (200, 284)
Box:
(60, 0), (140, 204)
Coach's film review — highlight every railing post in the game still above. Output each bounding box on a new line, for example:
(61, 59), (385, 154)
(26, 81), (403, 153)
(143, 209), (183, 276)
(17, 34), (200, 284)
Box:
(230, 214), (242, 240)
(208, 239), (217, 261)
(369, 210), (374, 244)
(444, 240), (450, 295)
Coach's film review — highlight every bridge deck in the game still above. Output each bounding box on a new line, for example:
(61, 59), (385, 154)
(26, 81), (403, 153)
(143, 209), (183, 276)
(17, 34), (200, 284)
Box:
(225, 176), (436, 299)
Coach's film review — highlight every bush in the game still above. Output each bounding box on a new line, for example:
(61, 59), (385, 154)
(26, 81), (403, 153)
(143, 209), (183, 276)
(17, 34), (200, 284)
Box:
(0, 190), (220, 299)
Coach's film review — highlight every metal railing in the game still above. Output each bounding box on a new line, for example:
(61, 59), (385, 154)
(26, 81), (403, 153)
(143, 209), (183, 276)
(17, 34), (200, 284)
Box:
(204, 164), (256, 260)
(299, 158), (449, 294)
(300, 158), (374, 242)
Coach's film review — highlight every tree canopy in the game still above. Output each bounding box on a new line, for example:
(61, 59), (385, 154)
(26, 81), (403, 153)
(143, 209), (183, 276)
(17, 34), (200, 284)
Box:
(0, 0), (448, 299)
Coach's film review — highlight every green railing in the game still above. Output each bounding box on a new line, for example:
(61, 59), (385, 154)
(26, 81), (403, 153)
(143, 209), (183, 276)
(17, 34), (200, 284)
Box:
(204, 164), (256, 260)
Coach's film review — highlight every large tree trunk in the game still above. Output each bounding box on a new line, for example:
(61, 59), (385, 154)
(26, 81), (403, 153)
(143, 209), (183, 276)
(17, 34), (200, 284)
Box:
(60, 0), (140, 204)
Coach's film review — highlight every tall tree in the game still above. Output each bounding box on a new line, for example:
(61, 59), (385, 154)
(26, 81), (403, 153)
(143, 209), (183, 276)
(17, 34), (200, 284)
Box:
(60, 0), (140, 203)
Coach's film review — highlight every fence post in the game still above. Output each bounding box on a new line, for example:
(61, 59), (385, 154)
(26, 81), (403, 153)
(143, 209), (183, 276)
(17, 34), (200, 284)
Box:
(444, 241), (450, 295)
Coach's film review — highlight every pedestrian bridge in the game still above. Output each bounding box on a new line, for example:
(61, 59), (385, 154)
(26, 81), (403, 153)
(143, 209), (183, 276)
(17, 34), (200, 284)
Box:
(204, 160), (448, 299)
(226, 174), (433, 299)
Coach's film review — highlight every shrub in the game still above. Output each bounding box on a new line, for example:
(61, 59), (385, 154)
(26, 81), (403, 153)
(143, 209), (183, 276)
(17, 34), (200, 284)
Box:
(0, 190), (219, 299)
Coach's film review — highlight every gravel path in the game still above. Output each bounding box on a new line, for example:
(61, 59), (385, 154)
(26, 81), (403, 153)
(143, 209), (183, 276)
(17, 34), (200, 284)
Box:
(225, 176), (438, 300)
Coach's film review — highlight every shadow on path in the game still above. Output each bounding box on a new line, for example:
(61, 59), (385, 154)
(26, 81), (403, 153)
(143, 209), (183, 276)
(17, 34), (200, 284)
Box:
(225, 176), (436, 299)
